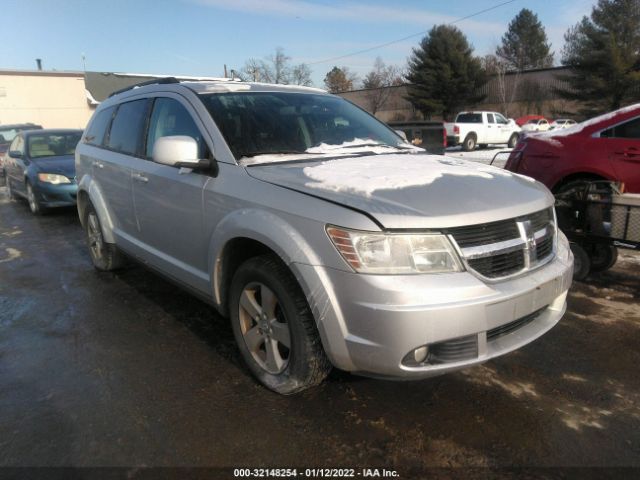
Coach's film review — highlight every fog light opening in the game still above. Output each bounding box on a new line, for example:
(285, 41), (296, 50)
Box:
(402, 345), (429, 367)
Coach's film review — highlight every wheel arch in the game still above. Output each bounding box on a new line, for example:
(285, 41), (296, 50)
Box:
(76, 175), (117, 243)
(551, 171), (610, 193)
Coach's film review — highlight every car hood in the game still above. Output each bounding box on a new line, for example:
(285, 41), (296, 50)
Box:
(32, 155), (75, 178)
(245, 153), (554, 229)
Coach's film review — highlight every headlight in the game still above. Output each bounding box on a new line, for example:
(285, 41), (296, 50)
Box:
(38, 173), (71, 184)
(327, 226), (464, 274)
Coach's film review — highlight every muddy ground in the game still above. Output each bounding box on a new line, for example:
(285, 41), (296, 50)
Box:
(0, 188), (639, 478)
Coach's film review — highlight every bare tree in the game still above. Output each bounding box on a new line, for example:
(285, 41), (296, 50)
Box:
(237, 47), (313, 86)
(482, 54), (521, 117)
(362, 57), (403, 115)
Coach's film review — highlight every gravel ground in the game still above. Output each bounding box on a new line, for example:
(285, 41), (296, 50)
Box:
(0, 185), (639, 478)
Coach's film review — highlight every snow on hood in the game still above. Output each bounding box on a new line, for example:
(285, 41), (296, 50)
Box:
(245, 153), (550, 229)
(302, 155), (525, 197)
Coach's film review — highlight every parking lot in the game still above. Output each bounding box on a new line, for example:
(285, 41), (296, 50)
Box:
(1, 185), (639, 475)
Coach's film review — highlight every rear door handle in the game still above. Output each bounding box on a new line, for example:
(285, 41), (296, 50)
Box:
(132, 172), (148, 183)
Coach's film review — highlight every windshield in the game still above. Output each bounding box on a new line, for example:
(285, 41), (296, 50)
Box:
(201, 92), (407, 161)
(28, 132), (82, 159)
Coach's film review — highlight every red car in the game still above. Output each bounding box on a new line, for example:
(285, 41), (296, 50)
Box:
(505, 104), (640, 193)
(515, 114), (546, 127)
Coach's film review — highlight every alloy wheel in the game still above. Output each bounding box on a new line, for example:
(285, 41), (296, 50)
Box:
(238, 282), (291, 374)
(87, 212), (104, 262)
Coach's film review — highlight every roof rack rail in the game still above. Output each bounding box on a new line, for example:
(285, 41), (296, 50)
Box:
(108, 77), (180, 98)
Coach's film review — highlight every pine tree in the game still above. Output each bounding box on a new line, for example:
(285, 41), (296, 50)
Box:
(497, 9), (554, 70)
(557, 0), (640, 116)
(405, 25), (487, 119)
(323, 66), (357, 93)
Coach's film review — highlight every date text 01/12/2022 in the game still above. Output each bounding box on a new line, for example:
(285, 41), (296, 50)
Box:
(233, 468), (400, 477)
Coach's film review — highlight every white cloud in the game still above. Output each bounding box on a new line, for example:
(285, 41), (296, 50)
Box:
(190, 0), (504, 34)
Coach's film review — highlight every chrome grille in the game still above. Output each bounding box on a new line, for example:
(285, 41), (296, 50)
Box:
(448, 208), (556, 280)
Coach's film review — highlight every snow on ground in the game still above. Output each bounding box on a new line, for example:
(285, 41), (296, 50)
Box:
(444, 145), (513, 168)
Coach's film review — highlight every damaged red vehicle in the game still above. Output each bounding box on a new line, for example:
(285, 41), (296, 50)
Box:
(505, 104), (640, 193)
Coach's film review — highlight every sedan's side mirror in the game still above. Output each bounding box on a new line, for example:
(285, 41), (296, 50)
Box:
(8, 150), (23, 159)
(152, 136), (210, 170)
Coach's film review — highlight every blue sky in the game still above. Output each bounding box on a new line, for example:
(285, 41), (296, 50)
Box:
(4, 0), (596, 85)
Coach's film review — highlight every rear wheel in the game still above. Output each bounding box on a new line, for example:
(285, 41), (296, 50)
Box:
(570, 243), (591, 281)
(588, 244), (618, 272)
(229, 254), (331, 394)
(508, 133), (519, 148)
(84, 203), (126, 271)
(6, 176), (17, 200)
(26, 182), (46, 215)
(462, 134), (476, 151)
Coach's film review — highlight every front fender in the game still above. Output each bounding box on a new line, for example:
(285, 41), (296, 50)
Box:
(208, 208), (323, 306)
(77, 174), (116, 244)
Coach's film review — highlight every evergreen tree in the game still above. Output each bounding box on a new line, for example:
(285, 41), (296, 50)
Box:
(557, 0), (640, 116)
(405, 25), (487, 119)
(323, 66), (357, 93)
(496, 9), (554, 70)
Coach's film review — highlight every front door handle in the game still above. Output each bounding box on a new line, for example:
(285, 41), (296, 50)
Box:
(94, 161), (104, 169)
(132, 172), (148, 183)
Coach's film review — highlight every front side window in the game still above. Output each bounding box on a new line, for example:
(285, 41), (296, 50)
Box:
(487, 113), (495, 123)
(9, 135), (24, 154)
(85, 106), (115, 146)
(601, 117), (640, 139)
(146, 98), (205, 158)
(201, 92), (405, 160)
(28, 132), (83, 158)
(495, 114), (508, 124)
(107, 100), (149, 155)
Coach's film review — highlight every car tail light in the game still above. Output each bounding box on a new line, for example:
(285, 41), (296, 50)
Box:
(453, 125), (460, 135)
(443, 127), (447, 148)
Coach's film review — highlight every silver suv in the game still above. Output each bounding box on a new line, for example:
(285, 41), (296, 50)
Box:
(76, 78), (573, 394)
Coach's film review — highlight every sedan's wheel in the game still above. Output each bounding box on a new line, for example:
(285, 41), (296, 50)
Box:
(230, 254), (331, 394)
(84, 203), (125, 271)
(26, 182), (45, 215)
(6, 177), (16, 200)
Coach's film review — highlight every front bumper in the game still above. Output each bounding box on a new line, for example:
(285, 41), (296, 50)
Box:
(34, 181), (78, 207)
(294, 234), (573, 378)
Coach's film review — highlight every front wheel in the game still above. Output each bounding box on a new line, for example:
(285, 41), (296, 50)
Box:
(27, 182), (46, 215)
(229, 254), (331, 394)
(507, 133), (519, 148)
(6, 176), (17, 200)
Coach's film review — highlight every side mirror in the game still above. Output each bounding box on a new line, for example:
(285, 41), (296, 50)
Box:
(152, 136), (210, 170)
(8, 150), (23, 159)
(395, 130), (408, 142)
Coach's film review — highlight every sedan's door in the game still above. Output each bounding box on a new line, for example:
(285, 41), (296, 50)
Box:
(5, 135), (27, 196)
(601, 116), (640, 192)
(131, 95), (213, 293)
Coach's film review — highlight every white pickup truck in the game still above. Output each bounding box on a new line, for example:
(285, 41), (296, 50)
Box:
(445, 111), (521, 151)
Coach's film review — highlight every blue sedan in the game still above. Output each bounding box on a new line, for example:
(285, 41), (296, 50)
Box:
(4, 129), (82, 215)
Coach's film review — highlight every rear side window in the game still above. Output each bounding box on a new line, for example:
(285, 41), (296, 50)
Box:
(456, 113), (482, 123)
(107, 99), (149, 155)
(85, 107), (115, 146)
(601, 117), (640, 139)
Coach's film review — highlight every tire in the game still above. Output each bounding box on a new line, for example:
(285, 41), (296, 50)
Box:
(0, 171), (5, 188)
(229, 254), (331, 394)
(6, 176), (17, 200)
(84, 203), (126, 271)
(508, 133), (519, 148)
(26, 182), (46, 215)
(462, 134), (477, 151)
(570, 243), (591, 281)
(588, 244), (618, 272)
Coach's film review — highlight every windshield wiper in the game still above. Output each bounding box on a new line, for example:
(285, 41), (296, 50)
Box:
(242, 150), (320, 157)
